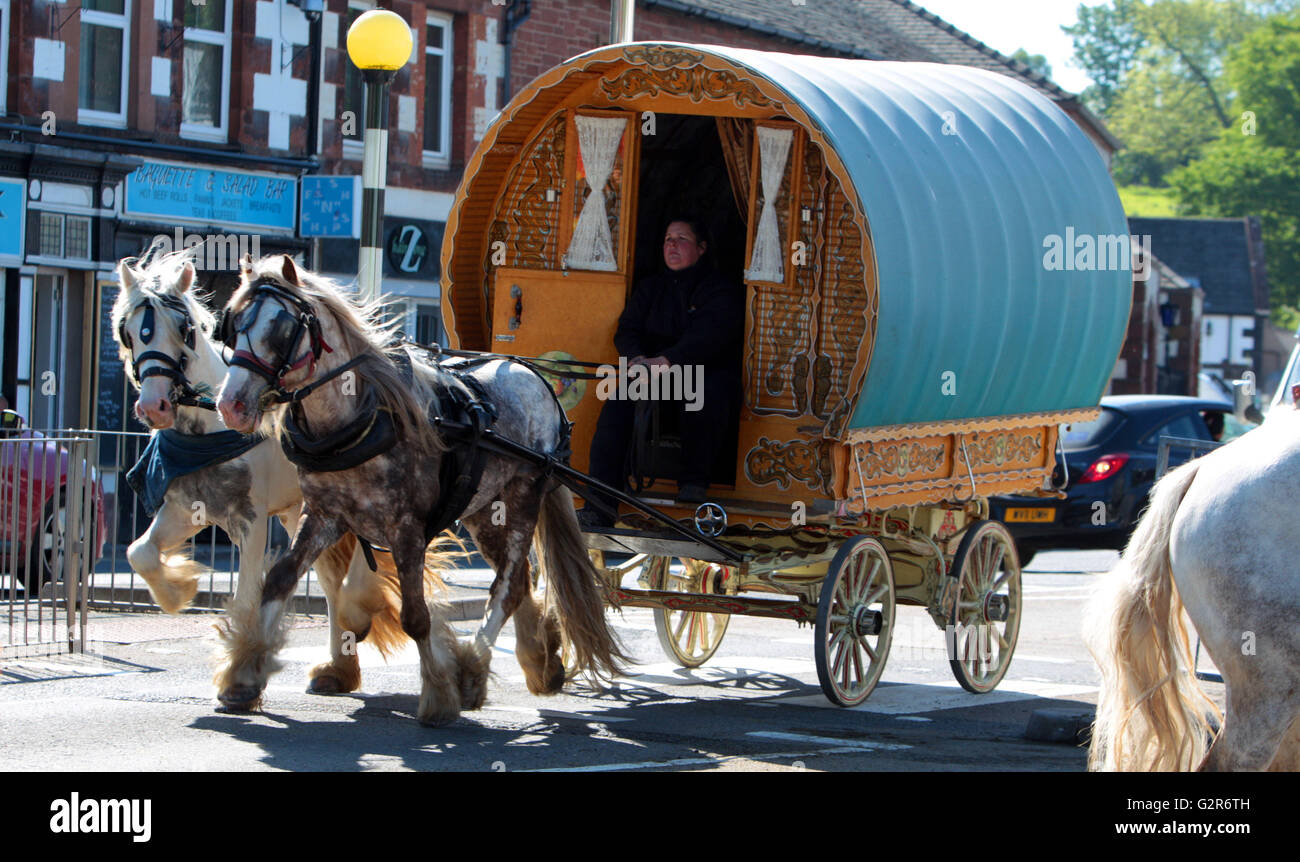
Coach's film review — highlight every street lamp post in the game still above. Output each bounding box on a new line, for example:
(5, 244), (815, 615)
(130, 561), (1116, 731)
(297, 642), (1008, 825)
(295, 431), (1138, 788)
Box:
(346, 10), (413, 304)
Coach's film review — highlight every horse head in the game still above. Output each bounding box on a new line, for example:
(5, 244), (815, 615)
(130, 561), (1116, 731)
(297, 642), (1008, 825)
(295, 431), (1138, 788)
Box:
(216, 254), (434, 453)
(111, 247), (218, 430)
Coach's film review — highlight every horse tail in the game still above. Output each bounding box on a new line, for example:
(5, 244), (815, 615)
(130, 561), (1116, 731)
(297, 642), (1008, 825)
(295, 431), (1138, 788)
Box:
(1085, 458), (1220, 771)
(324, 533), (461, 660)
(533, 484), (629, 682)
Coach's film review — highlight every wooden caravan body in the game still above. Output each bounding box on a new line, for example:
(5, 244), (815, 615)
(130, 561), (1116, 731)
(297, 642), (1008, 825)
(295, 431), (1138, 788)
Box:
(440, 43), (1132, 525)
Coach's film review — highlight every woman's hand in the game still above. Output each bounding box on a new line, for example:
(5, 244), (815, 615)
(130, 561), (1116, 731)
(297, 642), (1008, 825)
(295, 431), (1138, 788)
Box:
(630, 355), (670, 371)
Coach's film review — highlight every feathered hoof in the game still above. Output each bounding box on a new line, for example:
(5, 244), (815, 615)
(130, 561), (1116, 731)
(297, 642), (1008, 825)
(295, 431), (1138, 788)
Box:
(307, 660), (361, 695)
(417, 684), (462, 727)
(153, 577), (201, 615)
(454, 638), (492, 710)
(215, 685), (264, 713)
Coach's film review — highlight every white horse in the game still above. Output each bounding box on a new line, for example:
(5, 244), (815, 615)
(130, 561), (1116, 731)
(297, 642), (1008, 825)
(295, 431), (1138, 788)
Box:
(1086, 407), (1300, 771)
(111, 250), (443, 705)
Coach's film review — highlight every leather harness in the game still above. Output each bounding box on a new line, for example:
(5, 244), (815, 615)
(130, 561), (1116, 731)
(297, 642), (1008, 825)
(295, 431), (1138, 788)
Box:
(277, 349), (505, 551)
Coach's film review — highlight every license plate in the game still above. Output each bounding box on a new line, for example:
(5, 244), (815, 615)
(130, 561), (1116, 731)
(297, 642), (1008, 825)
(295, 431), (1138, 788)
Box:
(1005, 507), (1055, 523)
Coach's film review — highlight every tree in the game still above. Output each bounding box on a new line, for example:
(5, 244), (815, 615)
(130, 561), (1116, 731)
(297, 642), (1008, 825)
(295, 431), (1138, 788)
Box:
(1065, 0), (1299, 184)
(1170, 13), (1300, 316)
(1011, 48), (1053, 80)
(1064, 0), (1145, 116)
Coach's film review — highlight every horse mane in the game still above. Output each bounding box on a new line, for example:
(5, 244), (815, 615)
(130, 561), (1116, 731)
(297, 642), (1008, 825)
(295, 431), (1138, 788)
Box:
(230, 256), (444, 454)
(111, 244), (217, 386)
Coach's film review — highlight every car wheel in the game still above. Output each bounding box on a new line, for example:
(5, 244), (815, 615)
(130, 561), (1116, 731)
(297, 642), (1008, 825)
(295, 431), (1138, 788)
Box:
(20, 495), (63, 595)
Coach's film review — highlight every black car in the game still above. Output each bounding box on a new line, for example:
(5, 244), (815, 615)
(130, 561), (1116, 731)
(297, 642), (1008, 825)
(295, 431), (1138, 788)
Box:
(989, 396), (1255, 565)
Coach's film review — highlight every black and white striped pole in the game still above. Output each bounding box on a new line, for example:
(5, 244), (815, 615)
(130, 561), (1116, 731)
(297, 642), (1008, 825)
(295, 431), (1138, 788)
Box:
(346, 10), (413, 303)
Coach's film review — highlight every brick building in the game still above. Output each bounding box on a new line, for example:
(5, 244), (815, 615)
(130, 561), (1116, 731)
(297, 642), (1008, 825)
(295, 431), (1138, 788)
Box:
(0, 0), (1121, 438)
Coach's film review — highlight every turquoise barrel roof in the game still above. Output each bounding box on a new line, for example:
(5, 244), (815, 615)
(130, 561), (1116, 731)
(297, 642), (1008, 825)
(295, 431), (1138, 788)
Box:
(573, 44), (1131, 432)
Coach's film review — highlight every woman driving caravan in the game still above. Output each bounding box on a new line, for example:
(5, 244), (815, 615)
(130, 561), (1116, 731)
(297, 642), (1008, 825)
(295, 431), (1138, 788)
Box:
(578, 215), (744, 529)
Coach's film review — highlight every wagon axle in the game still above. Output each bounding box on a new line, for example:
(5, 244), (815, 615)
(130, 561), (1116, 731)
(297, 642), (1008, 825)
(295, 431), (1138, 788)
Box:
(984, 594), (1010, 623)
(852, 606), (884, 637)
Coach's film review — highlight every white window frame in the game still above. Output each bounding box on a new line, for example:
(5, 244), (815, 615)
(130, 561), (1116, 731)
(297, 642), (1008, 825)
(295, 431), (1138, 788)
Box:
(0, 1), (11, 115)
(422, 12), (453, 168)
(341, 0), (375, 161)
(79, 0), (132, 128)
(180, 0), (233, 142)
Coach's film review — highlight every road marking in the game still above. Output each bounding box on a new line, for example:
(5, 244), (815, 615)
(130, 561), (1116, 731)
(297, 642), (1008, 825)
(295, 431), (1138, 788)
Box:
(480, 704), (630, 723)
(1009, 653), (1079, 665)
(747, 731), (912, 751)
(775, 679), (1097, 714)
(516, 749), (871, 772)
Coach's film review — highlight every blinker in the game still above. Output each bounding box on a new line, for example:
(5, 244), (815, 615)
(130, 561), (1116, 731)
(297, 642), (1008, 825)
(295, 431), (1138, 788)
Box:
(140, 305), (155, 344)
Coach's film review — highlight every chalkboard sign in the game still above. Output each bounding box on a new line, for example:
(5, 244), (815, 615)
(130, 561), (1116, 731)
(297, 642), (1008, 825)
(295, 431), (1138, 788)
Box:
(95, 282), (143, 466)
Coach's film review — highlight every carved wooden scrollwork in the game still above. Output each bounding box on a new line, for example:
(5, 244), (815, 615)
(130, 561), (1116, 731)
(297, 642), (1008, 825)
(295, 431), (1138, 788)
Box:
(599, 66), (775, 109)
(855, 441), (947, 481)
(745, 437), (833, 494)
(621, 45), (706, 68)
(489, 113), (566, 270)
(956, 431), (1045, 469)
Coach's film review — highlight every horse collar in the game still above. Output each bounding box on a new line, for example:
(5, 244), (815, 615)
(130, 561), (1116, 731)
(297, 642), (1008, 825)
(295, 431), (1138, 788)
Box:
(280, 387), (398, 471)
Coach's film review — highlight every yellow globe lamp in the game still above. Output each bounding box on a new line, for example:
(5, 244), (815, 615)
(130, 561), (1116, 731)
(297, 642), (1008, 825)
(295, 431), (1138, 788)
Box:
(347, 9), (413, 72)
(347, 9), (411, 302)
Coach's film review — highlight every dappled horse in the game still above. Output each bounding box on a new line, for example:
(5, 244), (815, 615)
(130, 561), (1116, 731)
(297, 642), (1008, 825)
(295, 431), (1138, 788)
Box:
(214, 254), (626, 725)
(1086, 408), (1300, 771)
(112, 249), (441, 705)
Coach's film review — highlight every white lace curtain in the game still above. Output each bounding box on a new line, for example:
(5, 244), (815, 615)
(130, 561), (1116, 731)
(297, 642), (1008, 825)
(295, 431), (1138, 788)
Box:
(746, 126), (794, 283)
(565, 115), (627, 271)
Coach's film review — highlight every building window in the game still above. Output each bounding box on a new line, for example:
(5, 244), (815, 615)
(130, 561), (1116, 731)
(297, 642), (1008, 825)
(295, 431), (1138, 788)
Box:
(415, 303), (443, 346)
(39, 213), (65, 257)
(342, 1), (374, 153)
(0, 1), (10, 115)
(66, 216), (92, 260)
(79, 0), (131, 127)
(423, 14), (453, 164)
(181, 0), (233, 141)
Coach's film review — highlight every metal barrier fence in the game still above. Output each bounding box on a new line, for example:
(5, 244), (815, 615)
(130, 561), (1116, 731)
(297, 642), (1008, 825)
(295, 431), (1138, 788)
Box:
(1155, 434), (1224, 684)
(3, 426), (318, 656)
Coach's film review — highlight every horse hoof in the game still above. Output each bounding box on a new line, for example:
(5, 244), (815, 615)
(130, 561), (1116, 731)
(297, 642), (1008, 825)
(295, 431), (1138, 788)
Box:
(418, 711), (460, 728)
(216, 686), (263, 712)
(307, 676), (343, 695)
(460, 675), (488, 710)
(545, 662), (566, 694)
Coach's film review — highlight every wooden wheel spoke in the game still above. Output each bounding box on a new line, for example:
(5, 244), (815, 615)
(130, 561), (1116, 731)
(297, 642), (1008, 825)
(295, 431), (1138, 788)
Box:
(850, 640), (864, 686)
(854, 558), (880, 604)
(676, 611), (696, 644)
(864, 584), (889, 606)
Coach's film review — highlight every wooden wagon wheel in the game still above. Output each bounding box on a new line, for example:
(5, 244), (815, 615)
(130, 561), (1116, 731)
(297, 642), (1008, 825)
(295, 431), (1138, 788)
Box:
(814, 537), (896, 707)
(650, 556), (732, 668)
(947, 520), (1022, 693)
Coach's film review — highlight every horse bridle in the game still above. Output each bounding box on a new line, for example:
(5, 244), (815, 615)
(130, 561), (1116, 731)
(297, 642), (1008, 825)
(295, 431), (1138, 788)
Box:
(218, 278), (350, 404)
(119, 294), (216, 411)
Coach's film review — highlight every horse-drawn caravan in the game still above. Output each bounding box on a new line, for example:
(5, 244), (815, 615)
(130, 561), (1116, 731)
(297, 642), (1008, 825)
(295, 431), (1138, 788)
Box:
(119, 43), (1130, 724)
(440, 43), (1133, 705)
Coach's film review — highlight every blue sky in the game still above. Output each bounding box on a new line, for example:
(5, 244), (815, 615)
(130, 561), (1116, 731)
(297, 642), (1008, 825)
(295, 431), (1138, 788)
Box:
(913, 0), (1113, 94)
